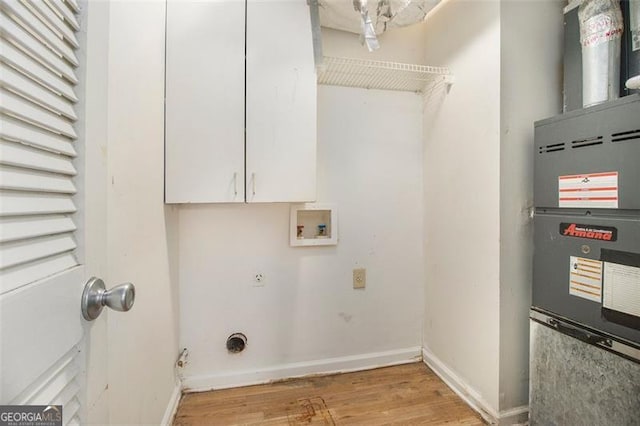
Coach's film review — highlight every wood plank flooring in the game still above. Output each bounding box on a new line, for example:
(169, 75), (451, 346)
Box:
(174, 362), (485, 425)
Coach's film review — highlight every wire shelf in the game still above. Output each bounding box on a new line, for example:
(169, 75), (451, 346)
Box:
(317, 56), (451, 94)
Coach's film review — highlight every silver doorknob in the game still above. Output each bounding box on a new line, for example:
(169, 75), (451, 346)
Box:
(81, 277), (135, 321)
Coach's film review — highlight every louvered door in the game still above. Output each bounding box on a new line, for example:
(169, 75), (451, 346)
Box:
(0, 0), (86, 423)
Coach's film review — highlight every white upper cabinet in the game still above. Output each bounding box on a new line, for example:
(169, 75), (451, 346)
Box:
(165, 0), (245, 204)
(245, 0), (317, 203)
(165, 0), (317, 204)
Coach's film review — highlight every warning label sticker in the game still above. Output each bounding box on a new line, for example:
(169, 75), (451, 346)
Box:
(558, 171), (618, 208)
(569, 256), (603, 302)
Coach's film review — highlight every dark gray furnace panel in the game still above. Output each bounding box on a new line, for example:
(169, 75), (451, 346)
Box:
(533, 94), (640, 358)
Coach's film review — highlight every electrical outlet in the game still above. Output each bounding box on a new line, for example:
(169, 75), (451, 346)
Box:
(353, 268), (366, 289)
(254, 273), (264, 287)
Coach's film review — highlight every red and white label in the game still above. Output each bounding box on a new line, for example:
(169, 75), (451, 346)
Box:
(580, 14), (624, 48)
(558, 171), (618, 208)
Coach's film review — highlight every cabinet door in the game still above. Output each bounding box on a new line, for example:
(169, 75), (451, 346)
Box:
(246, 0), (317, 203)
(165, 0), (245, 203)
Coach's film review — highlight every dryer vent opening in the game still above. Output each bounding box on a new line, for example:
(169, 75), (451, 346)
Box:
(226, 333), (247, 353)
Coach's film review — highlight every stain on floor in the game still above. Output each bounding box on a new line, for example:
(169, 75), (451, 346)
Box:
(287, 397), (335, 425)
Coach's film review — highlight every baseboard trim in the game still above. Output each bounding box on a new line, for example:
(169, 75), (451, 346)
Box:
(181, 347), (422, 393)
(422, 347), (499, 424)
(421, 348), (530, 425)
(160, 382), (182, 426)
(498, 405), (529, 425)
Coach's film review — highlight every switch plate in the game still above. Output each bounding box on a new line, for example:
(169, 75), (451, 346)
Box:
(353, 268), (366, 289)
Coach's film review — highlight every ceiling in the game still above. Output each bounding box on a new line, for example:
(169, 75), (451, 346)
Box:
(318, 0), (441, 36)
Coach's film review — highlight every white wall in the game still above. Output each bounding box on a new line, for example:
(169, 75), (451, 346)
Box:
(421, 0), (502, 416)
(499, 0), (563, 413)
(178, 84), (424, 388)
(101, 1), (180, 424)
(421, 0), (564, 422)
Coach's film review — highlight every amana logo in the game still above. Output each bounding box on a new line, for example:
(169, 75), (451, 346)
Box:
(559, 223), (617, 241)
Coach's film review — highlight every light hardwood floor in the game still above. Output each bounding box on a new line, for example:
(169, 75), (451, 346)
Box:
(174, 362), (485, 425)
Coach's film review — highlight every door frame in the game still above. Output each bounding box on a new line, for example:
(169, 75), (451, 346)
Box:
(75, 0), (110, 422)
